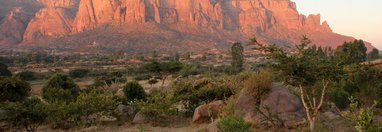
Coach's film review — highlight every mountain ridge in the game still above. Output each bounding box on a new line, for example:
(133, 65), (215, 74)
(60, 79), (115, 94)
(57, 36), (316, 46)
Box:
(0, 0), (375, 53)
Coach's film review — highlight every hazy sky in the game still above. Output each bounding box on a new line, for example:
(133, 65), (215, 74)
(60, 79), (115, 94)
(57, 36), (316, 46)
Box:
(292, 0), (382, 50)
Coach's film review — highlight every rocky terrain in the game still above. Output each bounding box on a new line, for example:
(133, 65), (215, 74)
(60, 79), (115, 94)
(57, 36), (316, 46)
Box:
(0, 0), (374, 53)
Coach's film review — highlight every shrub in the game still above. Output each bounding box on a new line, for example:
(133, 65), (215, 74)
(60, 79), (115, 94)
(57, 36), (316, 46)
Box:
(123, 81), (146, 101)
(217, 115), (252, 132)
(0, 62), (12, 77)
(136, 92), (177, 122)
(328, 88), (350, 109)
(4, 97), (48, 132)
(69, 69), (90, 78)
(42, 74), (80, 103)
(47, 90), (119, 128)
(169, 75), (233, 115)
(345, 97), (381, 132)
(0, 76), (31, 103)
(243, 70), (272, 105)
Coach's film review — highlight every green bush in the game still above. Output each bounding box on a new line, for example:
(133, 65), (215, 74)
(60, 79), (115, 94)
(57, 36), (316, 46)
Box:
(0, 76), (31, 103)
(217, 115), (252, 132)
(4, 97), (48, 132)
(136, 92), (177, 122)
(169, 75), (234, 115)
(69, 69), (90, 78)
(42, 74), (80, 103)
(328, 88), (350, 109)
(47, 90), (119, 128)
(123, 81), (146, 101)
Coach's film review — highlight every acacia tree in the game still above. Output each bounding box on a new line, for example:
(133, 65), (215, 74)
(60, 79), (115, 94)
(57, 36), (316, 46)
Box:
(231, 42), (244, 74)
(264, 36), (341, 131)
(144, 61), (182, 88)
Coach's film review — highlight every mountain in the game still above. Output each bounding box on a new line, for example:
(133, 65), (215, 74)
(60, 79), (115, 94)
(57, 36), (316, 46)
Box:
(0, 0), (375, 53)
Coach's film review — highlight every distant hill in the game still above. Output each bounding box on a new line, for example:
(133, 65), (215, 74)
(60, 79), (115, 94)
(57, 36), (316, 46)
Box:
(0, 0), (375, 53)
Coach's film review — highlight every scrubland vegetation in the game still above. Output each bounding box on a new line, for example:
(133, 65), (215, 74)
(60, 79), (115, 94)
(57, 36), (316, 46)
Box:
(1, 36), (382, 132)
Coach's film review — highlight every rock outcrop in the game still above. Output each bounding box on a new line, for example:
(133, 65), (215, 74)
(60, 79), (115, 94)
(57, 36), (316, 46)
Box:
(235, 83), (305, 127)
(193, 100), (224, 123)
(0, 0), (376, 52)
(0, 7), (32, 45)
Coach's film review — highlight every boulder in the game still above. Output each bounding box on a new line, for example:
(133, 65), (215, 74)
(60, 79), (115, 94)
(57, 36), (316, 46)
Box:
(192, 100), (224, 123)
(115, 104), (137, 119)
(260, 83), (305, 127)
(132, 112), (145, 124)
(235, 83), (305, 127)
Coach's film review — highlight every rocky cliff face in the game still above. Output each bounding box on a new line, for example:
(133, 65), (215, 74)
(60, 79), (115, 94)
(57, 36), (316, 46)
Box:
(0, 0), (374, 52)
(0, 7), (33, 45)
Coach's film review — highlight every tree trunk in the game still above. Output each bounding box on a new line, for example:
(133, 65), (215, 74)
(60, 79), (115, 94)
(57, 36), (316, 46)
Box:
(309, 119), (315, 132)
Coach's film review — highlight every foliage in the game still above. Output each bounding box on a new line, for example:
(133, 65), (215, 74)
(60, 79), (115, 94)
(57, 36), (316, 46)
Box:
(219, 96), (237, 118)
(69, 69), (90, 78)
(90, 71), (127, 88)
(4, 97), (48, 132)
(337, 65), (382, 107)
(48, 90), (119, 128)
(334, 40), (367, 65)
(169, 75), (234, 115)
(0, 76), (31, 103)
(243, 70), (272, 105)
(136, 92), (177, 122)
(42, 74), (80, 103)
(217, 115), (252, 132)
(345, 97), (381, 132)
(328, 88), (350, 109)
(231, 42), (244, 74)
(368, 48), (380, 61)
(143, 60), (183, 88)
(16, 71), (37, 81)
(123, 81), (147, 101)
(0, 62), (12, 77)
(264, 36), (341, 131)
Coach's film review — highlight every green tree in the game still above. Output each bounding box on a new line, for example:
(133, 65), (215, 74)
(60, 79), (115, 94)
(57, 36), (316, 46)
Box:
(4, 97), (48, 132)
(231, 42), (244, 74)
(265, 36), (341, 132)
(144, 61), (182, 88)
(367, 48), (380, 61)
(0, 62), (12, 77)
(42, 74), (80, 103)
(0, 76), (31, 103)
(334, 40), (367, 65)
(123, 81), (146, 101)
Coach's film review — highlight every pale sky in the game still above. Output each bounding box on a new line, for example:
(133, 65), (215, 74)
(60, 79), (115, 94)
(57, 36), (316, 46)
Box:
(293, 0), (382, 50)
